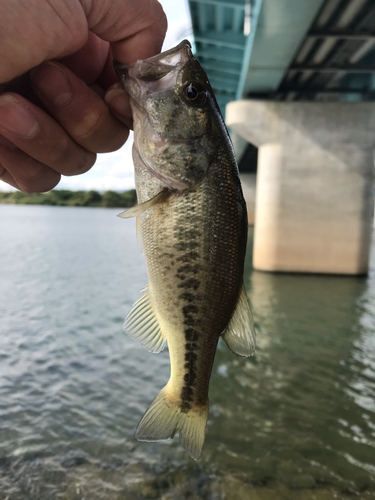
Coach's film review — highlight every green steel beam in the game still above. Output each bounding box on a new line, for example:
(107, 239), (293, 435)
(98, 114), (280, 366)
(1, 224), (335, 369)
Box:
(236, 0), (263, 99)
(202, 63), (242, 75)
(232, 5), (244, 31)
(215, 4), (225, 31)
(190, 0), (244, 7)
(194, 31), (246, 49)
(215, 89), (236, 96)
(208, 78), (238, 92)
(291, 65), (375, 73)
(195, 48), (244, 64)
(205, 69), (239, 82)
(308, 32), (375, 41)
(196, 2), (208, 32)
(188, 0), (249, 113)
(240, 0), (325, 95)
(275, 87), (375, 94)
(216, 96), (232, 105)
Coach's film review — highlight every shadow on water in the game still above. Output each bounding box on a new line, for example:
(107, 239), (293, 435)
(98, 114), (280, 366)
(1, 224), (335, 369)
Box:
(0, 208), (374, 499)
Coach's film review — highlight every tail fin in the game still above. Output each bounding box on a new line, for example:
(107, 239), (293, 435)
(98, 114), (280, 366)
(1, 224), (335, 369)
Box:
(135, 387), (209, 461)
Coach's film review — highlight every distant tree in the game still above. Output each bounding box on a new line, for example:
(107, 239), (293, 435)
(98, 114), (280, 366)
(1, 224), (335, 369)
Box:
(67, 191), (88, 206)
(0, 192), (12, 202)
(82, 190), (102, 206)
(0, 188), (137, 207)
(102, 190), (124, 207)
(13, 191), (26, 203)
(48, 190), (73, 204)
(120, 189), (137, 207)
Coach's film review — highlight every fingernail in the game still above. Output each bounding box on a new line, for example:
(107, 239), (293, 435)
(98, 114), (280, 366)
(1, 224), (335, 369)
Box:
(0, 96), (39, 138)
(105, 89), (132, 119)
(31, 61), (72, 108)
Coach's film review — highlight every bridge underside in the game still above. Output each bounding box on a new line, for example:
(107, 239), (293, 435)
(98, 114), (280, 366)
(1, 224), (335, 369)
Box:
(189, 0), (375, 275)
(248, 0), (375, 101)
(188, 0), (375, 110)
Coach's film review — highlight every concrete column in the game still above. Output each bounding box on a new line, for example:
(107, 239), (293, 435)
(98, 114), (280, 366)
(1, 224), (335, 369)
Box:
(226, 101), (375, 275)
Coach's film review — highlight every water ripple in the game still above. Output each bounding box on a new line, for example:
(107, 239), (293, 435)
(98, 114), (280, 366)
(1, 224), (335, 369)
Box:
(0, 206), (374, 499)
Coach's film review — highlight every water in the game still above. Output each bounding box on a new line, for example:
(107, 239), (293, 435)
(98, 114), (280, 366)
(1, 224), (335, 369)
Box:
(0, 204), (374, 500)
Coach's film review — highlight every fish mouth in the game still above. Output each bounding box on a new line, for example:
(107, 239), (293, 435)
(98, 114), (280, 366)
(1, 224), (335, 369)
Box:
(114, 40), (192, 83)
(114, 40), (194, 138)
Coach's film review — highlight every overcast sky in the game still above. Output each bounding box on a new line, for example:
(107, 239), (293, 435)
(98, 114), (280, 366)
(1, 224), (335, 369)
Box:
(0, 0), (192, 193)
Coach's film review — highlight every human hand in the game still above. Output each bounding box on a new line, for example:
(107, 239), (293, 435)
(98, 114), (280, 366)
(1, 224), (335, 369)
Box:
(0, 0), (167, 192)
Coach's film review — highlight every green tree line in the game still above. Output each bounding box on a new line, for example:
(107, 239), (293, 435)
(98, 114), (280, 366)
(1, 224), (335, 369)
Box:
(0, 189), (137, 208)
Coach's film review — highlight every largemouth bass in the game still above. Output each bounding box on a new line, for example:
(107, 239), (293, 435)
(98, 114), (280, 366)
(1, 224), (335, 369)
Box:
(115, 40), (255, 460)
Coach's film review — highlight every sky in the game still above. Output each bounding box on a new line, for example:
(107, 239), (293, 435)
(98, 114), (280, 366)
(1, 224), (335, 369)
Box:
(0, 0), (192, 193)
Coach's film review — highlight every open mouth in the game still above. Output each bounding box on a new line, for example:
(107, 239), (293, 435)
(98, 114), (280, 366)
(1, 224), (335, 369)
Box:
(114, 40), (192, 91)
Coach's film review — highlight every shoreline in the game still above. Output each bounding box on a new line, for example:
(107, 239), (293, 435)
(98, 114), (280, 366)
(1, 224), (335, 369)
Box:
(0, 188), (136, 208)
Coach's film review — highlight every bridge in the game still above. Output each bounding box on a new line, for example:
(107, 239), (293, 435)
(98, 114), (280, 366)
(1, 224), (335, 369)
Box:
(188, 0), (375, 275)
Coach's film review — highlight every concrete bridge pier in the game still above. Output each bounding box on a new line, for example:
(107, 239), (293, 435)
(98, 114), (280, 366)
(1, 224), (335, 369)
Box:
(227, 101), (375, 275)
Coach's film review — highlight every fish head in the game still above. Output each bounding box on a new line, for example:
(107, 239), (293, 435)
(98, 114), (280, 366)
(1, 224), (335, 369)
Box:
(115, 41), (222, 190)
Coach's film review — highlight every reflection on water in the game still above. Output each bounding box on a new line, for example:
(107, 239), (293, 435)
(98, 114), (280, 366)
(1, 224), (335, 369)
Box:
(0, 205), (374, 499)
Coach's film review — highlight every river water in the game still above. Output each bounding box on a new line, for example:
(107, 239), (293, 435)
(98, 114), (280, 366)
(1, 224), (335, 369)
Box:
(0, 204), (374, 500)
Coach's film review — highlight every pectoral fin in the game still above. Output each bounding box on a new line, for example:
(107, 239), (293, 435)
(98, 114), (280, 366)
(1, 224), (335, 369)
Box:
(222, 284), (256, 357)
(118, 189), (169, 219)
(124, 285), (166, 353)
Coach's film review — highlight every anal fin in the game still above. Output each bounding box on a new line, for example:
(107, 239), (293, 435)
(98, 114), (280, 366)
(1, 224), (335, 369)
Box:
(222, 283), (256, 357)
(124, 285), (166, 353)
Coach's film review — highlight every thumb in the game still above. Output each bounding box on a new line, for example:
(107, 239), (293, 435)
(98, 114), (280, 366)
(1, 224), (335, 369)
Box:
(82, 0), (167, 64)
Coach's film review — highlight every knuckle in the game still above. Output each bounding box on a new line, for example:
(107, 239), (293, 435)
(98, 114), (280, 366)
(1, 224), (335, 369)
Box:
(20, 162), (45, 184)
(97, 127), (129, 154)
(155, 2), (168, 29)
(65, 152), (96, 177)
(20, 184), (39, 194)
(72, 110), (106, 144)
(147, 2), (168, 40)
(139, 0), (167, 31)
(19, 171), (61, 193)
(17, 165), (47, 193)
(43, 135), (95, 176)
(36, 175), (61, 193)
(70, 108), (129, 154)
(45, 134), (71, 165)
(45, 12), (88, 60)
(46, 126), (96, 176)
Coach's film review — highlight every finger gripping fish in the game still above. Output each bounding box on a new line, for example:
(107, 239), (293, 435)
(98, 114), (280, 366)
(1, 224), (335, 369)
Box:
(115, 40), (255, 461)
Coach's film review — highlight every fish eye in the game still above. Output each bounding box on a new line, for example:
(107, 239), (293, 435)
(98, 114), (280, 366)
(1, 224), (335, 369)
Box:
(186, 83), (198, 100)
(183, 82), (206, 105)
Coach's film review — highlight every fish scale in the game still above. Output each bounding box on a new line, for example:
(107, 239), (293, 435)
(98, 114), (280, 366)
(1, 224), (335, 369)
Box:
(116, 40), (256, 460)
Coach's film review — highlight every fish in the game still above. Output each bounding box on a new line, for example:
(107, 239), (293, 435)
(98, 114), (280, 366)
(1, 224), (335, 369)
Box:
(115, 40), (255, 461)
